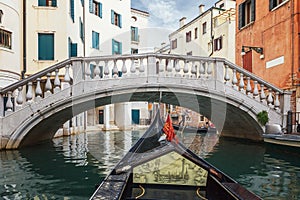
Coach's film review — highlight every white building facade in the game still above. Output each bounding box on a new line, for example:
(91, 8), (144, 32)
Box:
(169, 0), (236, 63)
(0, 0), (22, 88)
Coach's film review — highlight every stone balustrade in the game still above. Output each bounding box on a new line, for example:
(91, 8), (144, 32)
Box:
(0, 54), (286, 117)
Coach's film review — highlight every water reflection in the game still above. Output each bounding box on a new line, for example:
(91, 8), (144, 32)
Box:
(0, 130), (300, 199)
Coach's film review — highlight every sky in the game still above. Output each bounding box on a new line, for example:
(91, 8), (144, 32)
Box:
(131, 0), (219, 30)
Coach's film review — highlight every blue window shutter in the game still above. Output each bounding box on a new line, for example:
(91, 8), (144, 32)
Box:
(111, 10), (115, 24)
(118, 14), (122, 28)
(52, 0), (57, 6)
(68, 37), (71, 58)
(92, 31), (95, 48)
(135, 27), (138, 41)
(81, 0), (84, 6)
(251, 0), (256, 22)
(38, 33), (54, 60)
(89, 0), (93, 13)
(70, 0), (75, 22)
(112, 39), (115, 54)
(71, 43), (77, 57)
(96, 32), (99, 49)
(38, 0), (46, 6)
(119, 42), (122, 54)
(99, 3), (102, 18)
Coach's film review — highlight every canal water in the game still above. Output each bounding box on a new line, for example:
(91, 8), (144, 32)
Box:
(0, 130), (300, 200)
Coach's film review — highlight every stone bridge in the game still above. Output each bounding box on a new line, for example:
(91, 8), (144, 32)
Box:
(0, 53), (291, 149)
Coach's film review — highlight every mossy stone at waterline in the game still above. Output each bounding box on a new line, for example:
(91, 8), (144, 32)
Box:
(257, 110), (269, 126)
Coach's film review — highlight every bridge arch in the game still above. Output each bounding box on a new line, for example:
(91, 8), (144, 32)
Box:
(0, 54), (288, 149)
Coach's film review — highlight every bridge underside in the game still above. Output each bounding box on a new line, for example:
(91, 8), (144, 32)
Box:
(18, 90), (264, 148)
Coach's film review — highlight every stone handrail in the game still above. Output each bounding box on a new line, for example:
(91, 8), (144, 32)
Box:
(0, 53), (286, 116)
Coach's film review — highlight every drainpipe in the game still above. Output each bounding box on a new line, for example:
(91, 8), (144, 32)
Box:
(209, 8), (214, 57)
(292, 0), (295, 86)
(21, 0), (26, 79)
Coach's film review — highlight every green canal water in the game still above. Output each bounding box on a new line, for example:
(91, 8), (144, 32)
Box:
(0, 130), (300, 199)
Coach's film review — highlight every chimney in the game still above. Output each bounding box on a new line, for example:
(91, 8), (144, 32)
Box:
(179, 17), (186, 28)
(199, 4), (205, 14)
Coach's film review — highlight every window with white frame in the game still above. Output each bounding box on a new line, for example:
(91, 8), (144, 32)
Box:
(269, 0), (287, 10)
(38, 0), (57, 7)
(92, 31), (99, 49)
(112, 39), (122, 55)
(186, 31), (191, 42)
(38, 33), (54, 60)
(0, 29), (12, 49)
(89, 0), (102, 18)
(214, 36), (222, 51)
(171, 39), (177, 49)
(111, 10), (122, 28)
(202, 22), (207, 34)
(238, 0), (255, 29)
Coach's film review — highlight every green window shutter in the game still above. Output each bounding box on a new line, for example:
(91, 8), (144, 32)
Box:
(238, 3), (244, 30)
(70, 0), (75, 22)
(269, 0), (274, 10)
(99, 2), (102, 18)
(81, 0), (84, 6)
(80, 18), (84, 42)
(111, 10), (115, 24)
(89, 0), (93, 13)
(71, 43), (77, 57)
(112, 39), (115, 54)
(52, 0), (57, 6)
(38, 33), (54, 60)
(135, 27), (138, 41)
(251, 0), (255, 22)
(92, 31), (99, 49)
(38, 0), (46, 6)
(68, 37), (71, 58)
(119, 42), (122, 54)
(118, 14), (122, 28)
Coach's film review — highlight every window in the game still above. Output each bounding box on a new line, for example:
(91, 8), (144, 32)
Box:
(68, 37), (77, 57)
(0, 29), (12, 49)
(38, 0), (57, 7)
(238, 0), (255, 29)
(195, 28), (198, 39)
(0, 10), (3, 24)
(186, 31), (191, 42)
(131, 48), (138, 54)
(171, 39), (177, 49)
(112, 39), (122, 55)
(202, 22), (207, 34)
(81, 0), (84, 6)
(89, 0), (102, 18)
(111, 10), (122, 28)
(187, 51), (192, 56)
(92, 31), (99, 49)
(80, 18), (84, 42)
(70, 0), (74, 22)
(131, 26), (139, 42)
(214, 36), (222, 51)
(269, 0), (287, 10)
(38, 33), (54, 60)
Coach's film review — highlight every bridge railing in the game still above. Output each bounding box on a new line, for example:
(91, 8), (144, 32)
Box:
(0, 53), (288, 117)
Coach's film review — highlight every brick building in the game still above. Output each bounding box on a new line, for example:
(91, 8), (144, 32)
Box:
(236, 0), (300, 109)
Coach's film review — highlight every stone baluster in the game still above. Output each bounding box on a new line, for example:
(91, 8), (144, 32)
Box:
(139, 58), (145, 73)
(45, 73), (52, 97)
(166, 59), (172, 76)
(183, 61), (189, 78)
(207, 61), (213, 79)
(64, 65), (71, 87)
(85, 61), (91, 80)
(239, 73), (245, 93)
(122, 59), (127, 77)
(232, 69), (238, 90)
(260, 84), (267, 104)
(267, 89), (274, 108)
(253, 81), (259, 100)
(191, 61), (197, 78)
(246, 77), (252, 97)
(112, 60), (118, 78)
(199, 61), (205, 78)
(274, 92), (280, 111)
(130, 59), (136, 75)
(175, 59), (181, 77)
(35, 78), (43, 100)
(16, 86), (23, 105)
(159, 59), (164, 74)
(104, 60), (110, 78)
(224, 65), (230, 85)
(26, 82), (33, 102)
(94, 61), (101, 79)
(5, 91), (13, 113)
(54, 69), (61, 93)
